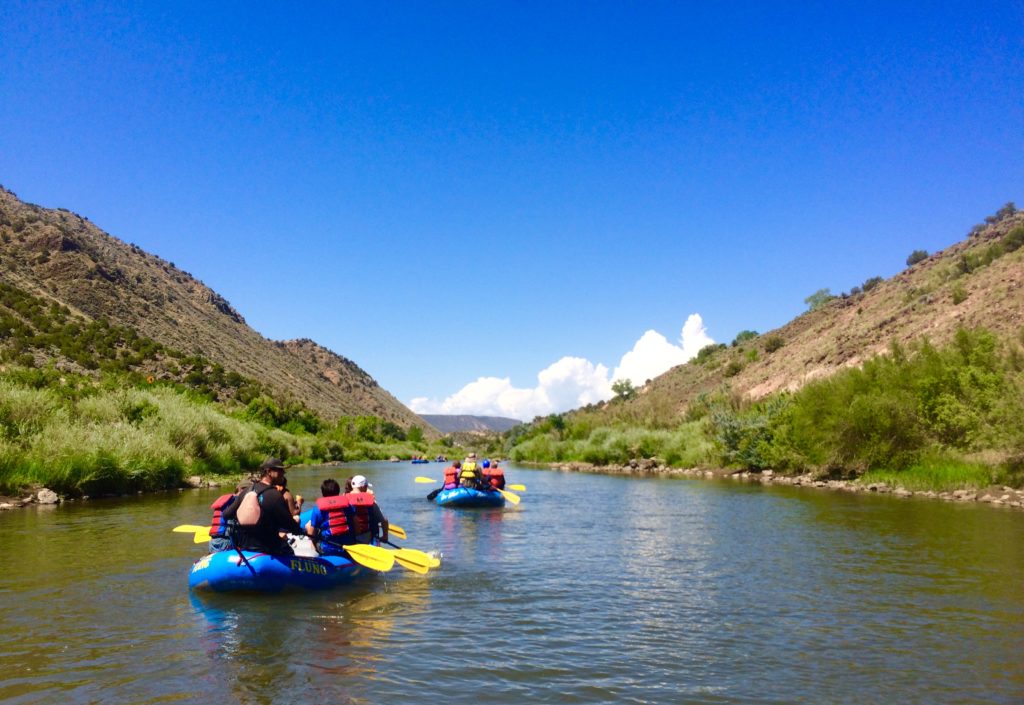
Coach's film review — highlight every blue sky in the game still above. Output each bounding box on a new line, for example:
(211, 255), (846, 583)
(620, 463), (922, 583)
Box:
(2, 2), (1022, 419)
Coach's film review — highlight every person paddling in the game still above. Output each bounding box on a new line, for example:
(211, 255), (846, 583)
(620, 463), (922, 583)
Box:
(221, 457), (302, 555)
(305, 478), (355, 555)
(207, 481), (250, 552)
(482, 459), (506, 490)
(348, 475), (388, 544)
(459, 453), (483, 489)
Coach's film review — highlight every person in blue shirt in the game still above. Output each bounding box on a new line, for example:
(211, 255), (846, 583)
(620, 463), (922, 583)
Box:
(304, 478), (355, 555)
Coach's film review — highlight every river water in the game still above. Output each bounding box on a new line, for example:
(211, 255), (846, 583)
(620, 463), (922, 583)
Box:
(1, 461), (1022, 704)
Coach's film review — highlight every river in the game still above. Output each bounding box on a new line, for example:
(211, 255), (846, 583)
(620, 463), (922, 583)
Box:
(1, 461), (1022, 704)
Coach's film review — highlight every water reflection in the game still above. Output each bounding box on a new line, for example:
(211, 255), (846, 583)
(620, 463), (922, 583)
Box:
(2, 463), (1023, 704)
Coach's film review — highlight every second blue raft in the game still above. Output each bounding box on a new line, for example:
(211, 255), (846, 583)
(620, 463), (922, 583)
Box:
(434, 487), (505, 508)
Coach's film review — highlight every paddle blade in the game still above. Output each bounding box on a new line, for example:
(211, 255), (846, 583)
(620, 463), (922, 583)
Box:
(193, 529), (211, 544)
(497, 488), (521, 505)
(506, 484), (526, 492)
(389, 524), (407, 540)
(396, 547), (439, 570)
(392, 550), (430, 574)
(173, 524), (208, 533)
(344, 544), (396, 572)
(414, 476), (438, 484)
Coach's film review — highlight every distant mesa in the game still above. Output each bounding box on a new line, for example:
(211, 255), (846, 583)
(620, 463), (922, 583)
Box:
(419, 415), (523, 433)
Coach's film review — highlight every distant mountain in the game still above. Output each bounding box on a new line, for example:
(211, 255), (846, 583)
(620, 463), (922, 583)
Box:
(0, 185), (429, 430)
(420, 414), (523, 433)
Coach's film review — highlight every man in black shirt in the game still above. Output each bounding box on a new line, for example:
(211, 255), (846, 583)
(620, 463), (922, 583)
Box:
(223, 457), (302, 554)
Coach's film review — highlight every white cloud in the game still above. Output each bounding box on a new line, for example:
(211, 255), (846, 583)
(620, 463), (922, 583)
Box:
(409, 356), (611, 420)
(611, 313), (714, 386)
(408, 314), (714, 419)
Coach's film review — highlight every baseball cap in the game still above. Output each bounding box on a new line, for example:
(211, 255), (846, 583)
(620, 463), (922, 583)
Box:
(351, 474), (368, 488)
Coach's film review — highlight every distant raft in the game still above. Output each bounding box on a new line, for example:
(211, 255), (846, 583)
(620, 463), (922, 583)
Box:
(433, 486), (505, 508)
(188, 549), (369, 592)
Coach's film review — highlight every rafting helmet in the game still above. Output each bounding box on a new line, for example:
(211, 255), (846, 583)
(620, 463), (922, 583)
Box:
(482, 459), (491, 468)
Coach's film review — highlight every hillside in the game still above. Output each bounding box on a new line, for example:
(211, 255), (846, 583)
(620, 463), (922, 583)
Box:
(0, 186), (429, 430)
(420, 414), (523, 433)
(593, 205), (1024, 424)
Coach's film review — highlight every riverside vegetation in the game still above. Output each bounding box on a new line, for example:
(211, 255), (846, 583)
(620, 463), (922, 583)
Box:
(0, 284), (450, 498)
(507, 207), (1024, 494)
(508, 328), (1024, 491)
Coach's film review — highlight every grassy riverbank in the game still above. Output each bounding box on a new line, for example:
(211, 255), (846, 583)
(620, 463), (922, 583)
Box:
(0, 367), (451, 497)
(507, 328), (1024, 491)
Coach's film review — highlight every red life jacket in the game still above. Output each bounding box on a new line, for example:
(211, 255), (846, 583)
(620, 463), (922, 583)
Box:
(346, 491), (377, 535)
(483, 467), (505, 489)
(209, 493), (236, 537)
(443, 465), (459, 488)
(315, 495), (352, 540)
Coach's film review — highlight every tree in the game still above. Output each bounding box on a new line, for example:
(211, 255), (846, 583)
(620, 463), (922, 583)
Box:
(407, 426), (424, 444)
(804, 288), (833, 311)
(906, 249), (928, 266)
(611, 379), (637, 401)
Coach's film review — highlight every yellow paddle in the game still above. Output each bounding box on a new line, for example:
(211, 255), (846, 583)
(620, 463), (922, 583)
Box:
(415, 476), (525, 495)
(494, 487), (521, 505)
(384, 541), (441, 572)
(173, 524), (212, 543)
(389, 524), (407, 539)
(342, 544), (396, 572)
(173, 524), (208, 533)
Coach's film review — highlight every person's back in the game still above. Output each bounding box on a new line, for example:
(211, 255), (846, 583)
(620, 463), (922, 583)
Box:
(222, 458), (301, 554)
(348, 475), (388, 543)
(208, 482), (250, 552)
(443, 462), (461, 490)
(305, 478), (353, 555)
(483, 461), (506, 490)
(459, 464), (482, 488)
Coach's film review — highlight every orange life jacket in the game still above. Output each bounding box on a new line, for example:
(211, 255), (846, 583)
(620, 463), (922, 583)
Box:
(482, 467), (505, 489)
(443, 465), (459, 488)
(209, 493), (236, 537)
(345, 491), (377, 535)
(315, 495), (353, 541)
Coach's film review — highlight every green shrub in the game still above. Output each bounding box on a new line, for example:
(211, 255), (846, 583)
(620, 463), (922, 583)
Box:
(906, 249), (929, 266)
(731, 330), (758, 347)
(862, 276), (883, 292)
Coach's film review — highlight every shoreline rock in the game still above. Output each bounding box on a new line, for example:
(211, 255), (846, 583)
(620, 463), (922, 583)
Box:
(546, 461), (1024, 510)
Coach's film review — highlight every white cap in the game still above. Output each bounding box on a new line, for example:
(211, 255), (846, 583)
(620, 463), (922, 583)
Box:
(351, 475), (368, 489)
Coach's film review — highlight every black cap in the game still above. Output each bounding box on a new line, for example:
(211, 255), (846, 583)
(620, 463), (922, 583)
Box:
(260, 457), (286, 470)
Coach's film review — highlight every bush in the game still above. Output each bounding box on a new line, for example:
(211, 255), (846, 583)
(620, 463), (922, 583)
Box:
(731, 330), (758, 347)
(764, 336), (785, 353)
(862, 276), (883, 292)
(906, 249), (929, 266)
(695, 343), (727, 365)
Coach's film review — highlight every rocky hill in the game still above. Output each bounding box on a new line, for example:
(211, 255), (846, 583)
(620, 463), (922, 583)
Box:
(600, 205), (1024, 424)
(420, 415), (523, 433)
(0, 186), (430, 430)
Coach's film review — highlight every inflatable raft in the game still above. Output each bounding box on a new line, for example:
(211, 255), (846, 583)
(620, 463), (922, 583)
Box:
(434, 487), (505, 508)
(188, 549), (368, 592)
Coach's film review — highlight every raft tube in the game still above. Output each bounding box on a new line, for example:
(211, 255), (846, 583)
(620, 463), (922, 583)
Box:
(434, 487), (505, 508)
(188, 549), (368, 592)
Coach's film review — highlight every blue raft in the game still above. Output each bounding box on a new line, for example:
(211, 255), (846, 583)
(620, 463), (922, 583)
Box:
(434, 487), (505, 508)
(188, 549), (368, 592)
